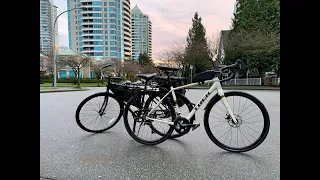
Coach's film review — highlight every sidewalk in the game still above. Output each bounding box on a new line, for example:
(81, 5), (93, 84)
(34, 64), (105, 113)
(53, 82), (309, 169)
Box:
(40, 87), (89, 93)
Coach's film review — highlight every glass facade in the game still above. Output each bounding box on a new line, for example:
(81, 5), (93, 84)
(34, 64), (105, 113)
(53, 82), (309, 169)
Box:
(131, 4), (152, 60)
(40, 0), (58, 56)
(67, 0), (128, 61)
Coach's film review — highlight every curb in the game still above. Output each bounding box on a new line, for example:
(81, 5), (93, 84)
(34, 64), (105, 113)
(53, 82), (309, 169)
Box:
(40, 89), (88, 93)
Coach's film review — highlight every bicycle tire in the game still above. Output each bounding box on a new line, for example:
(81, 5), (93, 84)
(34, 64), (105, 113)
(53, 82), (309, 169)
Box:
(204, 91), (270, 152)
(75, 92), (124, 133)
(123, 90), (175, 145)
(145, 92), (195, 139)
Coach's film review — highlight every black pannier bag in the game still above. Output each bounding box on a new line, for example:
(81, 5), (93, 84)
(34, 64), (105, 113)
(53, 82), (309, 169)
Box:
(109, 83), (142, 102)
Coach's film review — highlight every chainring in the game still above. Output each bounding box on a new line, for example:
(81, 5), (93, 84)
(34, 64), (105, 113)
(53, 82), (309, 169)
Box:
(173, 117), (191, 134)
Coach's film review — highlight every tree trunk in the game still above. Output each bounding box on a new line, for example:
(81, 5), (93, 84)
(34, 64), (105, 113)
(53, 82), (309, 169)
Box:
(258, 67), (264, 85)
(77, 68), (80, 88)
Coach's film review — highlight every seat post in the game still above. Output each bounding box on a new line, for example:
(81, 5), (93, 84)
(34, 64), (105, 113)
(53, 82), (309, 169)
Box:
(165, 71), (173, 87)
(144, 79), (149, 90)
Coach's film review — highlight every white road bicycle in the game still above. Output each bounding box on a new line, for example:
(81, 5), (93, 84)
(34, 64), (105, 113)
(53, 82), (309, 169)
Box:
(122, 59), (270, 152)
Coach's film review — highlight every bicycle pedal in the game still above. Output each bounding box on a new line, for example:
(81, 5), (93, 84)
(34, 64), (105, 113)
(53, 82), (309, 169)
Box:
(191, 124), (200, 131)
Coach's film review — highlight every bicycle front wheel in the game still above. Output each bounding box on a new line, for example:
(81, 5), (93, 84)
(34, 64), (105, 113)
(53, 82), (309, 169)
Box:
(75, 92), (123, 133)
(204, 91), (270, 152)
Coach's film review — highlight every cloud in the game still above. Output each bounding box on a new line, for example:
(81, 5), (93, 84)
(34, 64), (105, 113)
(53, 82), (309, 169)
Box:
(52, 0), (236, 58)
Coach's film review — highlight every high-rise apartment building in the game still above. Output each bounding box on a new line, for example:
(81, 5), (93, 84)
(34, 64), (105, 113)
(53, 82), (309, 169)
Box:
(67, 0), (131, 61)
(131, 4), (152, 60)
(40, 0), (59, 56)
(52, 5), (59, 53)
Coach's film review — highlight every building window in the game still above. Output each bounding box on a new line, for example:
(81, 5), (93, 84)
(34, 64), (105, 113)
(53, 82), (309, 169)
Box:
(109, 7), (115, 12)
(92, 7), (102, 11)
(110, 52), (117, 56)
(110, 47), (117, 51)
(92, 13), (102, 17)
(94, 24), (102, 28)
(94, 52), (103, 56)
(109, 2), (115, 6)
(105, 41), (108, 45)
(94, 47), (103, 50)
(109, 19), (116, 23)
(93, 19), (102, 23)
(93, 30), (103, 34)
(110, 30), (116, 34)
(110, 41), (116, 45)
(93, 36), (103, 39)
(92, 2), (102, 6)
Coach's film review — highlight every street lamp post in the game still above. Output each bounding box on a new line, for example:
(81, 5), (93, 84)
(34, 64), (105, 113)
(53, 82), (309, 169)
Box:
(52, 5), (83, 89)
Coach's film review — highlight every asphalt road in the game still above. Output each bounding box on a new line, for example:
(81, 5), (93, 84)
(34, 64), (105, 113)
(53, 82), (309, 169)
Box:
(40, 87), (280, 180)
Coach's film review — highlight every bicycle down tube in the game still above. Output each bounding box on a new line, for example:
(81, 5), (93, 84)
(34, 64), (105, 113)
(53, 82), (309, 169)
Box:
(146, 77), (238, 124)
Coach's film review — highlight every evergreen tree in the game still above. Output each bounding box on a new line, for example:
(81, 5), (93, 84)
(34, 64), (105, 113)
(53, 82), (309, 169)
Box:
(184, 12), (213, 74)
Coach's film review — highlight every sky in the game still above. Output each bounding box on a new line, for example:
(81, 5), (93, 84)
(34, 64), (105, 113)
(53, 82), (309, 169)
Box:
(53, 0), (236, 59)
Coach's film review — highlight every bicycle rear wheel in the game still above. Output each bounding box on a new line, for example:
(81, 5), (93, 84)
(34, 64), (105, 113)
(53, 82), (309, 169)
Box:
(75, 92), (123, 133)
(145, 92), (195, 139)
(123, 90), (175, 145)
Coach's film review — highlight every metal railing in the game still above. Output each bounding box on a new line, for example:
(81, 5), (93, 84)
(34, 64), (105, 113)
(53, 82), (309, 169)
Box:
(222, 78), (262, 85)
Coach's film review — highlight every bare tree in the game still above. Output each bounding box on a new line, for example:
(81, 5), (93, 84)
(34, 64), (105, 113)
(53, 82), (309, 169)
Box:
(111, 58), (123, 77)
(122, 60), (141, 80)
(90, 60), (106, 86)
(40, 55), (49, 84)
(57, 54), (91, 88)
(156, 40), (186, 67)
(140, 62), (157, 74)
(207, 33), (220, 67)
(157, 40), (189, 76)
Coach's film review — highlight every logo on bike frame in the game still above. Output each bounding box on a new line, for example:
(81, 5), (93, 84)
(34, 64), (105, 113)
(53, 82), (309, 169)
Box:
(194, 91), (212, 111)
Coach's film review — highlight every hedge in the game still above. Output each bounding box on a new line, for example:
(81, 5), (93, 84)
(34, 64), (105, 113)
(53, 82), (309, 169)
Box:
(41, 78), (124, 83)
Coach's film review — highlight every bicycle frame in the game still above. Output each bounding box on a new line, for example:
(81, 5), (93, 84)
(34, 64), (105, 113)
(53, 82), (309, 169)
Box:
(146, 77), (238, 125)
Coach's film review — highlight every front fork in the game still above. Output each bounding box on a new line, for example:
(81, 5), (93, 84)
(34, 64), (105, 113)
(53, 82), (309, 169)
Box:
(99, 84), (110, 115)
(216, 83), (238, 124)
